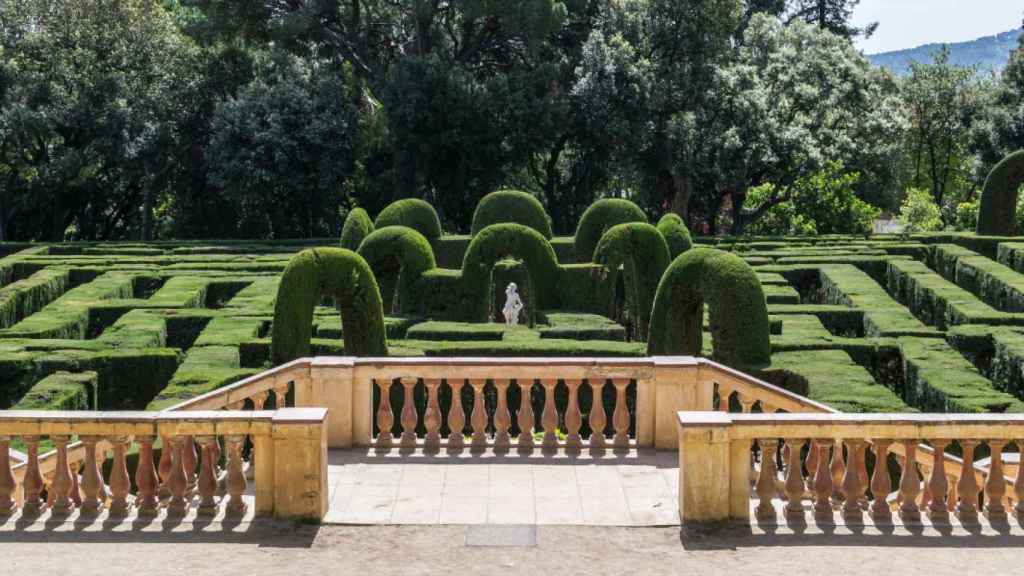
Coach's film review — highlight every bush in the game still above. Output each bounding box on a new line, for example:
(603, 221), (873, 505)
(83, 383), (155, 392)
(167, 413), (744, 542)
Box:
(897, 188), (943, 232)
(656, 213), (693, 259)
(977, 150), (1024, 236)
(271, 248), (387, 364)
(647, 248), (770, 369)
(470, 190), (553, 239)
(593, 223), (670, 340)
(357, 226), (436, 314)
(462, 224), (561, 322)
(341, 208), (375, 250)
(574, 198), (647, 261)
(374, 199), (443, 245)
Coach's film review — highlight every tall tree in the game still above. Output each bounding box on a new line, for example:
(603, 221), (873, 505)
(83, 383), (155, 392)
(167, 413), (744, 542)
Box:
(785, 0), (876, 40)
(971, 29), (1024, 173)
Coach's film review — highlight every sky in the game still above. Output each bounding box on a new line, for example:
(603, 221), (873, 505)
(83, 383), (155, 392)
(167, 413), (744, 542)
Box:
(852, 0), (1023, 54)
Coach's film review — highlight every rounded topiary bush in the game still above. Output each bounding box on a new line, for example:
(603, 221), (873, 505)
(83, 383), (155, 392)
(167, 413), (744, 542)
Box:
(593, 222), (670, 341)
(470, 189), (553, 239)
(657, 213), (693, 259)
(271, 248), (387, 364)
(374, 198), (443, 245)
(647, 248), (770, 370)
(341, 207), (375, 250)
(977, 150), (1024, 236)
(575, 198), (648, 262)
(357, 225), (437, 314)
(462, 223), (560, 322)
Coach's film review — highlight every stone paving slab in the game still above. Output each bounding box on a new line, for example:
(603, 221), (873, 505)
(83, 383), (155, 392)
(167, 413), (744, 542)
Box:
(323, 447), (679, 526)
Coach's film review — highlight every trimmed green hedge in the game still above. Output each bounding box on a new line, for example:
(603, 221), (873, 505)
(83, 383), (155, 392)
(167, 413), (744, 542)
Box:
(574, 199), (647, 262)
(648, 248), (771, 370)
(341, 207), (375, 250)
(461, 224), (561, 322)
(886, 259), (1024, 329)
(977, 150), (1024, 236)
(656, 213), (693, 259)
(374, 199), (443, 245)
(0, 268), (69, 328)
(271, 248), (387, 364)
(470, 190), (553, 239)
(357, 226), (437, 314)
(762, 350), (910, 413)
(13, 370), (97, 411)
(817, 265), (941, 338)
(898, 337), (1024, 413)
(593, 222), (670, 340)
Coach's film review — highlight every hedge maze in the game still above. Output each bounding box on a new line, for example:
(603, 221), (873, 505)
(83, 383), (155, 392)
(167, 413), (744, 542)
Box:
(6, 190), (1024, 422)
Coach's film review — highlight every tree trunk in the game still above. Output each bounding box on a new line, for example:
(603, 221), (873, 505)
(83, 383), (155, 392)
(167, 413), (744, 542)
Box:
(730, 191), (747, 235)
(140, 186), (155, 241)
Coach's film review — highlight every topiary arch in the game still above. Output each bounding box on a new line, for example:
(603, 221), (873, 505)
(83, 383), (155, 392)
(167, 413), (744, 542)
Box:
(374, 198), (443, 245)
(471, 189), (554, 238)
(647, 248), (770, 369)
(575, 198), (648, 261)
(977, 150), (1024, 236)
(656, 213), (693, 259)
(357, 225), (437, 314)
(462, 223), (561, 322)
(271, 248), (387, 364)
(341, 207), (375, 250)
(593, 222), (670, 341)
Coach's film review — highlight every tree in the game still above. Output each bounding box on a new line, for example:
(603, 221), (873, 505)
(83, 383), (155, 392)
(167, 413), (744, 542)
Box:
(785, 0), (877, 40)
(901, 47), (984, 224)
(971, 29), (1024, 174)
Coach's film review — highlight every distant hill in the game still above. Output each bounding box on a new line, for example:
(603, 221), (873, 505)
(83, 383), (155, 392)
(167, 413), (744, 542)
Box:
(868, 29), (1021, 76)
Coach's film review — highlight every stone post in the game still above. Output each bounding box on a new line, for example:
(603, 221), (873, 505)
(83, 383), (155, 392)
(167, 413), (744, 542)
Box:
(310, 357), (355, 448)
(677, 411), (735, 524)
(654, 357), (700, 450)
(270, 408), (329, 521)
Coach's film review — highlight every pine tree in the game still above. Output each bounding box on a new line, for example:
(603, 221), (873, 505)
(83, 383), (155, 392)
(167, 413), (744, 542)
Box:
(786, 0), (877, 40)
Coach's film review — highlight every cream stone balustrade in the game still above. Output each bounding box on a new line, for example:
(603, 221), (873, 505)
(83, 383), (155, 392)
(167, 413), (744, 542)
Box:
(1, 408), (328, 521)
(676, 412), (1024, 526)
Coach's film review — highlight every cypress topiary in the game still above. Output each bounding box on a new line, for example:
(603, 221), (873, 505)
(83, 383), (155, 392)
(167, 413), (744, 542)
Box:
(656, 213), (693, 259)
(374, 198), (443, 245)
(341, 207), (375, 250)
(470, 189), (554, 239)
(357, 225), (437, 314)
(462, 223), (561, 322)
(575, 198), (648, 262)
(271, 248), (387, 364)
(593, 222), (670, 341)
(977, 150), (1024, 236)
(647, 248), (770, 370)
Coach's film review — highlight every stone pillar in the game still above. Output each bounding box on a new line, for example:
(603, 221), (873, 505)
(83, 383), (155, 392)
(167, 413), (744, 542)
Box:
(677, 411), (734, 524)
(655, 357), (699, 450)
(271, 408), (329, 521)
(310, 357), (355, 448)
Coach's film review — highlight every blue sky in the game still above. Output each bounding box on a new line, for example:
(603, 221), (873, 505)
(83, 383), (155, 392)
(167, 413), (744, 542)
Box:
(853, 0), (1022, 54)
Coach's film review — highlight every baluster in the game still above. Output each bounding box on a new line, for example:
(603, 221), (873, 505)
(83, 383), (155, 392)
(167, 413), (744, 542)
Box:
(517, 380), (535, 451)
(927, 440), (950, 522)
(447, 379), (466, 449)
(50, 435), (74, 515)
(183, 436), (198, 494)
(225, 435), (247, 515)
(756, 439), (779, 520)
(956, 440), (980, 523)
(812, 439), (834, 520)
(738, 393), (755, 414)
(400, 377), (418, 448)
(158, 435), (173, 498)
(985, 440), (1008, 521)
(1015, 439), (1024, 520)
(196, 436), (219, 516)
(564, 379), (582, 451)
(830, 439), (846, 501)
(540, 378), (559, 450)
(898, 440), (921, 521)
(588, 379), (606, 450)
(21, 436), (44, 514)
(376, 379), (394, 448)
(804, 438), (819, 493)
(166, 436), (189, 515)
(784, 438), (806, 519)
(79, 436), (105, 515)
(855, 441), (869, 508)
(841, 439), (866, 520)
(612, 378), (630, 449)
(469, 379), (488, 449)
(717, 385), (732, 412)
(107, 436), (131, 517)
(870, 440), (893, 521)
(0, 437), (15, 515)
(69, 460), (82, 507)
(423, 379), (442, 452)
(273, 381), (289, 408)
(493, 379), (512, 451)
(135, 435), (159, 516)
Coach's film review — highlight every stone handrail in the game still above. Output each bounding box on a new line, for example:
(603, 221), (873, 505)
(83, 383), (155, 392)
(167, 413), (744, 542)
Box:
(676, 411), (1023, 526)
(0, 409), (328, 520)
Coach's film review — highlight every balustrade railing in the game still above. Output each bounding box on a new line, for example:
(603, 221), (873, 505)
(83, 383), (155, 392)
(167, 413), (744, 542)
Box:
(677, 412), (1024, 526)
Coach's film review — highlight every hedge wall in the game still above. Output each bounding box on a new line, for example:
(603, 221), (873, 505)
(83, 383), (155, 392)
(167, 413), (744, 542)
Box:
(374, 199), (443, 246)
(977, 150), (1024, 236)
(341, 207), (375, 250)
(592, 222), (670, 340)
(656, 213), (693, 259)
(470, 190), (553, 239)
(574, 199), (647, 262)
(357, 226), (437, 314)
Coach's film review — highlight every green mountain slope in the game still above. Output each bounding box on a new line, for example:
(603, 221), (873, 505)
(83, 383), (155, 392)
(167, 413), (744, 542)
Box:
(869, 29), (1021, 75)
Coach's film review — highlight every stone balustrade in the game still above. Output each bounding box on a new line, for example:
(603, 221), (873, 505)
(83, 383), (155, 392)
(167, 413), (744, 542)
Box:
(1, 408), (328, 521)
(677, 411), (1024, 526)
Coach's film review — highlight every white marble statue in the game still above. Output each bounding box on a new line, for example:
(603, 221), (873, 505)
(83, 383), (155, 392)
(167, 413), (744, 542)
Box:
(502, 282), (524, 326)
